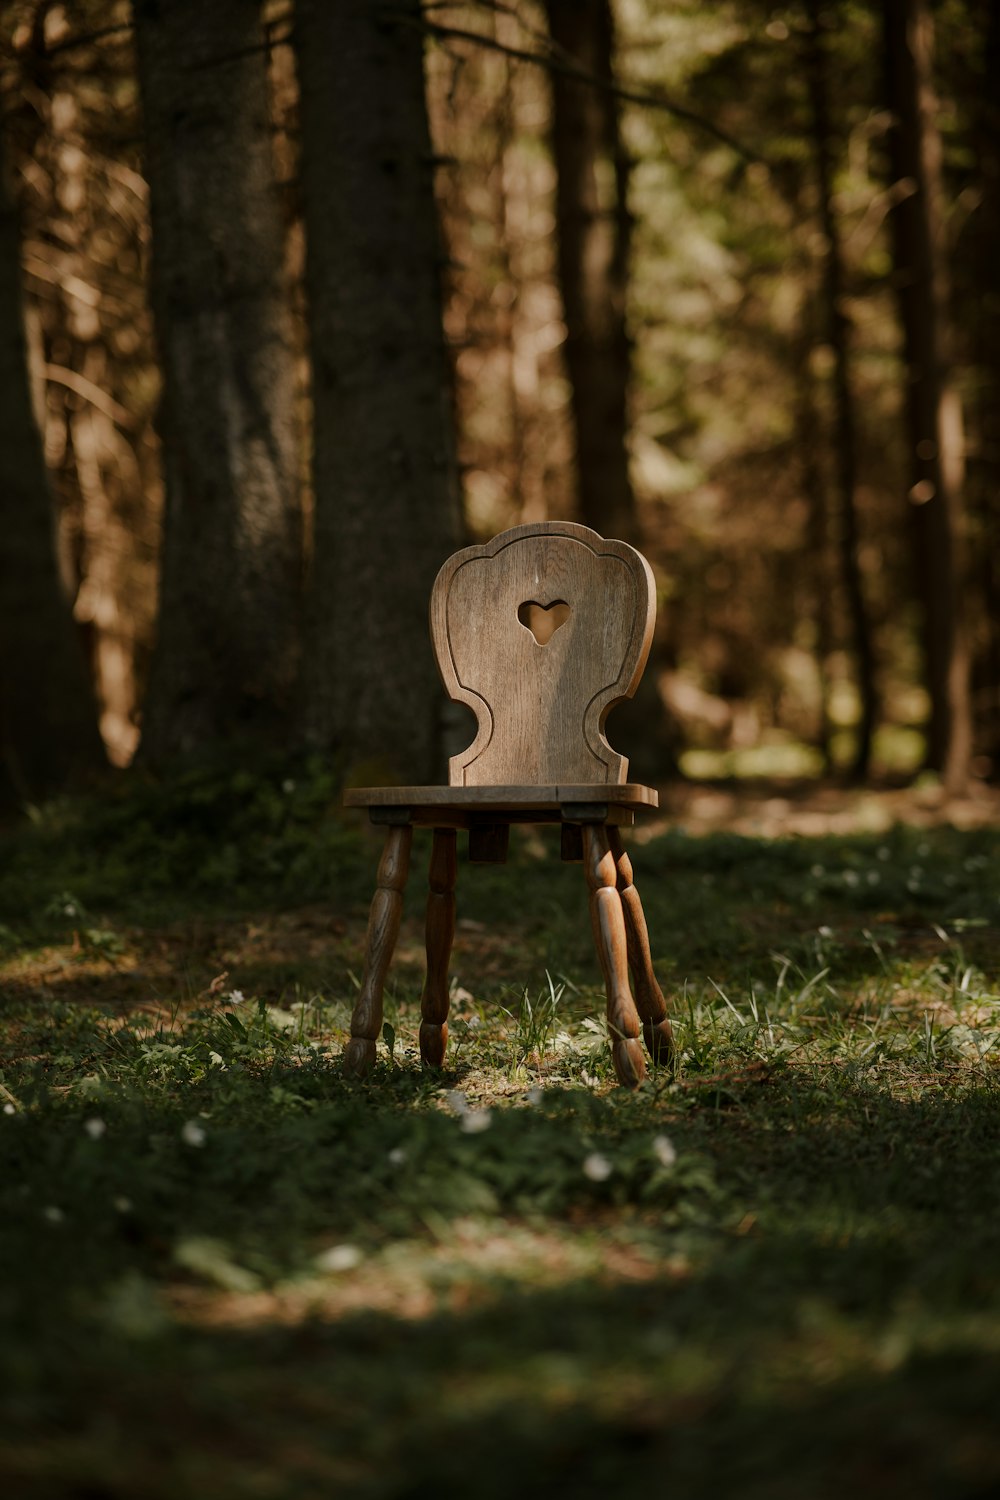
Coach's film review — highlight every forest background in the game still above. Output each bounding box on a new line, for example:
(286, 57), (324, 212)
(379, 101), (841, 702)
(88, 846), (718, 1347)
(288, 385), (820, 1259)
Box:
(1, 0), (997, 810)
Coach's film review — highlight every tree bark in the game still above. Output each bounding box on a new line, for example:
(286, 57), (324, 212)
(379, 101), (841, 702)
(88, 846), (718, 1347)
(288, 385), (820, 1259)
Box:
(966, 1), (1000, 775)
(0, 141), (104, 805)
(134, 0), (301, 763)
(295, 0), (460, 783)
(543, 0), (636, 545)
(543, 0), (675, 780)
(884, 0), (972, 794)
(804, 2), (878, 781)
(794, 305), (835, 774)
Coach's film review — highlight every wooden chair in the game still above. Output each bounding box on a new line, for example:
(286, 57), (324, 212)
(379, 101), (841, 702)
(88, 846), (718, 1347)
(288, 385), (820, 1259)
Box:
(343, 520), (673, 1088)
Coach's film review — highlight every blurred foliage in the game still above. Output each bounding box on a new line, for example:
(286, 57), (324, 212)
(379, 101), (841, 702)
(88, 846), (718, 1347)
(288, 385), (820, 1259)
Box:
(1, 0), (997, 782)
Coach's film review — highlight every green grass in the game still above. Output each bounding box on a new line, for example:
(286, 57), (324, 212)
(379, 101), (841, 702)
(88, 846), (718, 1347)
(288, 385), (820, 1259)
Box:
(1, 764), (999, 1497)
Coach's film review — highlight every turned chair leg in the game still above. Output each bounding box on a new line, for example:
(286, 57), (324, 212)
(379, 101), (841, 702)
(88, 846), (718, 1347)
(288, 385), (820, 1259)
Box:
(344, 824), (412, 1077)
(608, 827), (674, 1069)
(582, 823), (647, 1088)
(419, 827), (458, 1068)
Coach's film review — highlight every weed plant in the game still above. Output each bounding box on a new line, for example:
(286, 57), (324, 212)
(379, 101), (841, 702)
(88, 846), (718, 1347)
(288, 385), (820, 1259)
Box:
(1, 765), (999, 1496)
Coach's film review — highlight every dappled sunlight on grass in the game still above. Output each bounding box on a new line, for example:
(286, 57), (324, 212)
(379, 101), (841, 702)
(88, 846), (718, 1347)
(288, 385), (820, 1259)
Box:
(2, 767), (1000, 1494)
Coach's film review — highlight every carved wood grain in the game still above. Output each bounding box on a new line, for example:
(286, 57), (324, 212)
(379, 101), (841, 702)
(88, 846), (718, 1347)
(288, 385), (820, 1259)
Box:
(344, 824), (412, 1077)
(582, 824), (646, 1088)
(608, 827), (674, 1068)
(429, 522), (655, 788)
(419, 828), (457, 1068)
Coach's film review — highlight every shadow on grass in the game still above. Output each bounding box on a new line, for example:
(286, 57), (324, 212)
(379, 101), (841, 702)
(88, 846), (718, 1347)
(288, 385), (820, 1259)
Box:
(2, 783), (1000, 1498)
(4, 1239), (1000, 1499)
(3, 1062), (1000, 1495)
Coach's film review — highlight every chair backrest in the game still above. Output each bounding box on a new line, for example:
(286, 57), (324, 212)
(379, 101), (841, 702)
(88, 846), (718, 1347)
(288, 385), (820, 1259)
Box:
(430, 521), (655, 787)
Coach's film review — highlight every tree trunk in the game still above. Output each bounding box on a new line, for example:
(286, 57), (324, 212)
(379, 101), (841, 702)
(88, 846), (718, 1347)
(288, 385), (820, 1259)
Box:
(0, 142), (104, 806)
(134, 0), (301, 763)
(543, 0), (636, 545)
(804, 2), (878, 781)
(966, 1), (1000, 776)
(294, 0), (460, 784)
(543, 0), (675, 779)
(884, 0), (972, 794)
(794, 305), (835, 774)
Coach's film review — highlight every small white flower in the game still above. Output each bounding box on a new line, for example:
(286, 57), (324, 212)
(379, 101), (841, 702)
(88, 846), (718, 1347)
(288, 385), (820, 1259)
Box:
(843, 870), (860, 888)
(64, 902), (78, 918)
(181, 1120), (207, 1147)
(227, 989), (246, 1006)
(282, 779), (296, 794)
(583, 1152), (613, 1182)
(867, 871), (880, 885)
(460, 1108), (492, 1134)
(44, 1206), (65, 1224)
(581, 1071), (601, 1089)
(810, 864), (824, 879)
(818, 926), (833, 939)
(444, 1090), (469, 1115)
(315, 1243), (362, 1273)
(113, 1196), (133, 1214)
(388, 1146), (407, 1166)
(652, 1134), (677, 1168)
(877, 846), (891, 861)
(83, 1117), (106, 1140)
(3, 1103), (14, 1116)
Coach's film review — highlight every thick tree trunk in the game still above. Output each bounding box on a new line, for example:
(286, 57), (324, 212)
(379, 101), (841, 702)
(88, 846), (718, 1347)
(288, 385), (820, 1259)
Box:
(0, 146), (104, 805)
(884, 0), (972, 794)
(295, 0), (460, 783)
(544, 0), (636, 545)
(134, 0), (301, 763)
(805, 3), (878, 781)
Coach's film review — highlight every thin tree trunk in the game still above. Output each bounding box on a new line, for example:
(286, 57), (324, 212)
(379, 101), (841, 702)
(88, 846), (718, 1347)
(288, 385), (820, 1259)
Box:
(884, 0), (972, 795)
(795, 304), (835, 774)
(544, 0), (636, 545)
(804, 2), (878, 781)
(0, 142), (104, 805)
(543, 0), (675, 779)
(967, 1), (1000, 775)
(295, 0), (460, 783)
(134, 0), (301, 763)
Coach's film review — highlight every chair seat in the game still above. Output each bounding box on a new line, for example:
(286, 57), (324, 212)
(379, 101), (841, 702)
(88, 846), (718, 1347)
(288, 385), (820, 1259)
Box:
(344, 782), (658, 825)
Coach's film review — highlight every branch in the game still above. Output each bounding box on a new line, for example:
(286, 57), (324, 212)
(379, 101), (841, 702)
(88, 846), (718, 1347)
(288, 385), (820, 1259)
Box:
(37, 23), (133, 58)
(44, 364), (134, 428)
(417, 17), (765, 164)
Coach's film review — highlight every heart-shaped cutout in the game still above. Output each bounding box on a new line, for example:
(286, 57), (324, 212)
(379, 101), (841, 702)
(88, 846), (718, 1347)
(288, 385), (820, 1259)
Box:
(517, 599), (572, 646)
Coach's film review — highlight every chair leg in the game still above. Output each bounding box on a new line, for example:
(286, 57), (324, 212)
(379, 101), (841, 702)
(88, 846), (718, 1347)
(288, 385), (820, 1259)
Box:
(344, 824), (412, 1077)
(608, 827), (674, 1069)
(582, 824), (647, 1088)
(419, 827), (457, 1068)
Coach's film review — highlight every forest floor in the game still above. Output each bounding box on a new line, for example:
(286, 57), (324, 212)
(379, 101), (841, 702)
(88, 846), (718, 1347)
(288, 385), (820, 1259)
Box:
(1, 766), (999, 1498)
